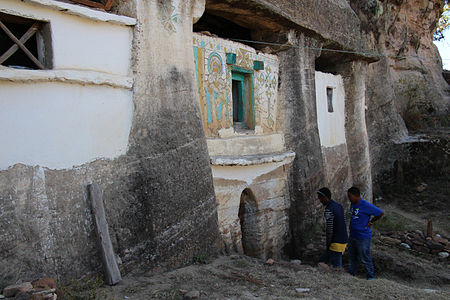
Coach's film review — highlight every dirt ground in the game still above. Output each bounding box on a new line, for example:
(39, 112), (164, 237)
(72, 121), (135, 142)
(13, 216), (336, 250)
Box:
(66, 176), (450, 300)
(97, 198), (450, 300)
(98, 252), (448, 300)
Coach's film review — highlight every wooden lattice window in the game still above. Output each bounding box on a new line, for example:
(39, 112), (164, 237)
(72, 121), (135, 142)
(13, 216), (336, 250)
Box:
(0, 13), (52, 70)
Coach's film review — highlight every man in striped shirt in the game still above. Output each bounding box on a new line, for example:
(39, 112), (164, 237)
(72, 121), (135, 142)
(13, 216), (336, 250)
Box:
(317, 187), (348, 268)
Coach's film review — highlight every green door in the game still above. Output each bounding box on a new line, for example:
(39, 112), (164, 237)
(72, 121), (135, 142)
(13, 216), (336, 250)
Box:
(232, 72), (245, 123)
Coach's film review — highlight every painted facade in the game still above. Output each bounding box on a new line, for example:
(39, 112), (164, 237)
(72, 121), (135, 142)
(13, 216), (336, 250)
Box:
(193, 33), (279, 137)
(194, 33), (294, 258)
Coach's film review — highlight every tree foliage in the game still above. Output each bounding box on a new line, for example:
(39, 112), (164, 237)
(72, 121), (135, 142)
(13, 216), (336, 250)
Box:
(434, 1), (449, 41)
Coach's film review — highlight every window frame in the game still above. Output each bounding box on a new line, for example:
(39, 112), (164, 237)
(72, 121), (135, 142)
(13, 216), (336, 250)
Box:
(326, 86), (334, 113)
(0, 12), (52, 70)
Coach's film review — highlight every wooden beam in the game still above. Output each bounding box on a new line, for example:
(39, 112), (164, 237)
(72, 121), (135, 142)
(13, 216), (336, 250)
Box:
(427, 219), (433, 237)
(70, 0), (115, 11)
(70, 0), (104, 9)
(104, 0), (115, 10)
(0, 22), (40, 64)
(0, 20), (45, 69)
(87, 183), (122, 285)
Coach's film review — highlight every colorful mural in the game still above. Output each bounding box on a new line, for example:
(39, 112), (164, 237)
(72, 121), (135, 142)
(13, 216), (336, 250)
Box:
(193, 33), (279, 137)
(256, 65), (278, 129)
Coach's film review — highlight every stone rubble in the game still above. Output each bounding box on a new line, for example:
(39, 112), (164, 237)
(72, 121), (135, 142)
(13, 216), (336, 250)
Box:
(317, 262), (329, 270)
(416, 183), (428, 193)
(183, 290), (200, 299)
(381, 231), (450, 258)
(295, 288), (311, 293)
(1, 279), (59, 300)
(2, 283), (32, 298)
(400, 242), (411, 249)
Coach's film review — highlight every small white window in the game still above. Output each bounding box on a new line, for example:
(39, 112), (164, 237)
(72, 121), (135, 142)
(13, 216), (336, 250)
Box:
(326, 87), (334, 113)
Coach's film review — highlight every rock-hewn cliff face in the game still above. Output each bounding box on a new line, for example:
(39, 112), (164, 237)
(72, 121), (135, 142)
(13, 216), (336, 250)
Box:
(351, 0), (449, 179)
(1, 0), (447, 282)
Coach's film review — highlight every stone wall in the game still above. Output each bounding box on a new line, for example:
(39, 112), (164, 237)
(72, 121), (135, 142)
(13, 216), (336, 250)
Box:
(0, 0), (220, 282)
(211, 156), (294, 259)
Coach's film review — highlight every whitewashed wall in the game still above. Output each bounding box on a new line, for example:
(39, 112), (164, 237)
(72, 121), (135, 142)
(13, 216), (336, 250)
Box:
(0, 0), (135, 170)
(0, 82), (133, 170)
(315, 71), (346, 148)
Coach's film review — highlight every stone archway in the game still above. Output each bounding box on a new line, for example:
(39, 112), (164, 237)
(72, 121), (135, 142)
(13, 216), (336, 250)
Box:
(238, 188), (260, 257)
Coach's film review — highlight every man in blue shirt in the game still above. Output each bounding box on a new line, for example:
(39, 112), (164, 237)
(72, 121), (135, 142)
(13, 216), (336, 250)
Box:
(317, 187), (348, 268)
(347, 186), (384, 279)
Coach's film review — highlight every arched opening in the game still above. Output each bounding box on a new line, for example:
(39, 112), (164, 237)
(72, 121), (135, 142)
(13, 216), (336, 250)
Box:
(238, 188), (259, 257)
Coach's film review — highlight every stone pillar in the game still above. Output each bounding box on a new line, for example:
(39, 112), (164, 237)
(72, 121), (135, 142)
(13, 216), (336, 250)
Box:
(340, 61), (373, 201)
(124, 0), (220, 267)
(277, 31), (326, 254)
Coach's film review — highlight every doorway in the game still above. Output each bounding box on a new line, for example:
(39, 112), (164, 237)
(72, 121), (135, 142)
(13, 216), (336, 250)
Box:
(238, 188), (259, 257)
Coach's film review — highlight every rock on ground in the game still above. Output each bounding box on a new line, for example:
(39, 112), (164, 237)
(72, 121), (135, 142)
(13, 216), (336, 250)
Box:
(2, 282), (33, 298)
